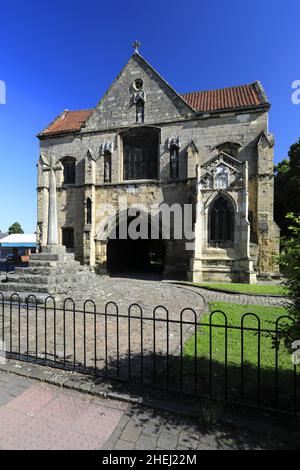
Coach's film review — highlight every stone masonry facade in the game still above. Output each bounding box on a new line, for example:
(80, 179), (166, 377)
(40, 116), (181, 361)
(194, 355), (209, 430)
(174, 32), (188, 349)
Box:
(36, 51), (280, 282)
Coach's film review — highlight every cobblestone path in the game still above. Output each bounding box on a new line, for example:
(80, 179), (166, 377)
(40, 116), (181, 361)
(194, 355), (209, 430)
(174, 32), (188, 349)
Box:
(91, 277), (287, 311)
(0, 278), (286, 385)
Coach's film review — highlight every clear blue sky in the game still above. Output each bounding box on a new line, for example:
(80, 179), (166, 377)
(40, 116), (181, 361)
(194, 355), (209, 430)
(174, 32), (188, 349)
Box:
(0, 0), (299, 233)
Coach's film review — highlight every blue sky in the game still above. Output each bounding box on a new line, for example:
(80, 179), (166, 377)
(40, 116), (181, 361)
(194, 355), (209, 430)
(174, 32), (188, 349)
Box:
(0, 0), (299, 233)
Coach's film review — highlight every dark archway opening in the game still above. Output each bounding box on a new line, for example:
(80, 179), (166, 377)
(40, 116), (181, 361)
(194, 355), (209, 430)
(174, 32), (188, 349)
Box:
(107, 214), (165, 277)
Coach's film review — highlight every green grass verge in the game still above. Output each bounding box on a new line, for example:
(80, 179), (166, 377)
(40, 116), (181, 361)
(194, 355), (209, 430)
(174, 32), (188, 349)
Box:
(188, 282), (286, 296)
(182, 302), (296, 409)
(184, 302), (292, 371)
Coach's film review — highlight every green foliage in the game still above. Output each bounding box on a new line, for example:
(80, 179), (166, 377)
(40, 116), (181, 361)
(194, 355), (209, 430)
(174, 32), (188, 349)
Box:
(277, 213), (300, 347)
(274, 139), (300, 236)
(8, 222), (24, 234)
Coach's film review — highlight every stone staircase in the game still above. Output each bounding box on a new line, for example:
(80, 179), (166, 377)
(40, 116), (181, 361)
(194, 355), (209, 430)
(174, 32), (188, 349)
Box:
(0, 246), (102, 304)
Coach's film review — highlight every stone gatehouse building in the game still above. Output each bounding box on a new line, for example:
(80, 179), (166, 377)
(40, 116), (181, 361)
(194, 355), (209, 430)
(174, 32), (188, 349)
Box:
(37, 49), (280, 282)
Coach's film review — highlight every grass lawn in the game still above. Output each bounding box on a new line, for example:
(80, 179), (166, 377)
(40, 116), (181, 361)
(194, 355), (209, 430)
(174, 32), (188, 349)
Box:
(186, 282), (287, 296)
(182, 302), (296, 410)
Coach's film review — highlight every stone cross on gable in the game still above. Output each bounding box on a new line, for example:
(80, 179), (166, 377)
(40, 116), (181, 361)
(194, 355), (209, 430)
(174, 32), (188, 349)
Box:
(132, 40), (141, 53)
(41, 154), (62, 246)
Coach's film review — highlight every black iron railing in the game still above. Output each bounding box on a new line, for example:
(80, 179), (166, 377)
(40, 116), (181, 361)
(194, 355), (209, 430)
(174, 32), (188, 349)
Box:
(0, 292), (298, 414)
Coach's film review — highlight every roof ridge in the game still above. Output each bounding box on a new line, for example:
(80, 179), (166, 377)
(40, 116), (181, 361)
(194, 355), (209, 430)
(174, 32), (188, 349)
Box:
(65, 108), (94, 113)
(180, 82), (256, 96)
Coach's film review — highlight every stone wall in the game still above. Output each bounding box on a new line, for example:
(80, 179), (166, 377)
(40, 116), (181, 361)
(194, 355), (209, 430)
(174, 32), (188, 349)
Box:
(37, 54), (279, 280)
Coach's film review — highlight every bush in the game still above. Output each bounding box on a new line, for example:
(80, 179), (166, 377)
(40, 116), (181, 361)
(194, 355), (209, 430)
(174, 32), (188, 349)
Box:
(277, 213), (300, 348)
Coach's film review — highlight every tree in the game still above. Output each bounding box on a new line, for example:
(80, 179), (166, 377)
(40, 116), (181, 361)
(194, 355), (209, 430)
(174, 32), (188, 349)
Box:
(274, 138), (300, 236)
(276, 213), (300, 348)
(8, 222), (24, 234)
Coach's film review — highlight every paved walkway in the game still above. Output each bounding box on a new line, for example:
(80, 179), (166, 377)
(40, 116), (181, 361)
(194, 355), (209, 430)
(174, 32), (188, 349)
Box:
(0, 371), (296, 450)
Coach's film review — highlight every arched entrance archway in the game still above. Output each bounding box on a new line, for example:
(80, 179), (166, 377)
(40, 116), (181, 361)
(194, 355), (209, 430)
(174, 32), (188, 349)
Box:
(106, 212), (165, 275)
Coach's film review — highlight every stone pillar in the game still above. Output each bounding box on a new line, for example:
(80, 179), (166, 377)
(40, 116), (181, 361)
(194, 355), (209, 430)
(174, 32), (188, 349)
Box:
(95, 240), (108, 274)
(83, 149), (96, 266)
(41, 154), (62, 251)
(47, 166), (58, 245)
(187, 165), (204, 282)
(256, 132), (280, 279)
(233, 161), (257, 283)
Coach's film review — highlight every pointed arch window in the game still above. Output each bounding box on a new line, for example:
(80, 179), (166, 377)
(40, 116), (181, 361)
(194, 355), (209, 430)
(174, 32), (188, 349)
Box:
(104, 150), (112, 183)
(86, 197), (92, 224)
(209, 195), (234, 247)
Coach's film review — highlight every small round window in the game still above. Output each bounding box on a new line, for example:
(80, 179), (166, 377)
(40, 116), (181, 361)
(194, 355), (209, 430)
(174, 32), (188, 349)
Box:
(133, 78), (143, 90)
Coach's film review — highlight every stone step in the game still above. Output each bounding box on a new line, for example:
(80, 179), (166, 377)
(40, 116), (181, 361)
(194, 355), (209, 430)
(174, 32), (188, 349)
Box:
(0, 282), (64, 294)
(15, 267), (52, 276)
(30, 253), (60, 261)
(7, 275), (74, 285)
(28, 260), (58, 268)
(0, 290), (55, 304)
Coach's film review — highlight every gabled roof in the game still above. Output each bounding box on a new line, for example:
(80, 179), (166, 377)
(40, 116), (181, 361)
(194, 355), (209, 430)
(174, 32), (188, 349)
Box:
(38, 109), (94, 136)
(180, 82), (269, 113)
(38, 55), (270, 137)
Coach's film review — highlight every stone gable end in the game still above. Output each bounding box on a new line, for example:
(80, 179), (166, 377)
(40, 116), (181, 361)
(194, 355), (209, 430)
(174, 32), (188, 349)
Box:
(83, 54), (194, 132)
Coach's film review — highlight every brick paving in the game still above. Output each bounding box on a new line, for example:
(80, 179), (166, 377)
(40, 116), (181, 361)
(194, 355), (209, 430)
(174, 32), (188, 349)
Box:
(0, 370), (297, 450)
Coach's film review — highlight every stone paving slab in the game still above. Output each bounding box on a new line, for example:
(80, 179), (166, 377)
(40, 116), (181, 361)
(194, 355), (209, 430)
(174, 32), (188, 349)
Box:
(0, 368), (298, 450)
(0, 376), (125, 450)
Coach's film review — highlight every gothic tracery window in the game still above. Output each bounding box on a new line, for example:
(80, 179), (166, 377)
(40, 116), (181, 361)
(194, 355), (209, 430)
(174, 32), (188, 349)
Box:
(123, 128), (159, 180)
(209, 195), (234, 247)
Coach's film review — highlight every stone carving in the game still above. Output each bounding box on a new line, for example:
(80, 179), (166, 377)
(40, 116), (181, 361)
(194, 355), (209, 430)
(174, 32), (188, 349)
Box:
(133, 91), (146, 103)
(214, 164), (229, 189)
(101, 141), (114, 155)
(104, 155), (111, 183)
(167, 135), (181, 150)
(199, 175), (213, 189)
